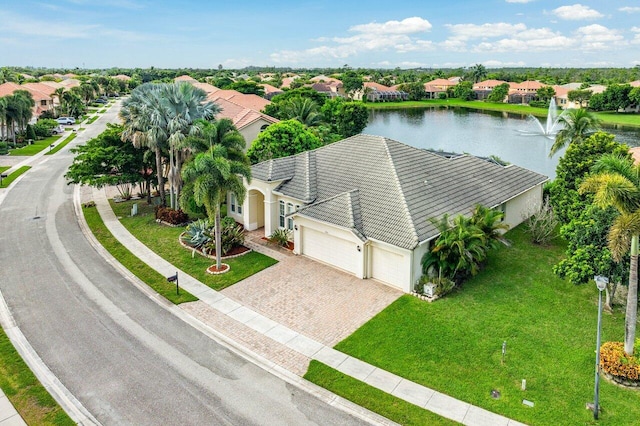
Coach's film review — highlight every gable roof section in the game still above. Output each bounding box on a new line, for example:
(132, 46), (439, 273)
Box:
(297, 189), (365, 241)
(212, 97), (278, 130)
(253, 135), (547, 249)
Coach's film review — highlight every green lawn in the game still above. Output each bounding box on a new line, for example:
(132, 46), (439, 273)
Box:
(109, 199), (278, 291)
(45, 133), (77, 155)
(83, 204), (197, 304)
(0, 166), (31, 188)
(366, 99), (640, 127)
(8, 135), (61, 156)
(0, 166), (9, 174)
(0, 327), (74, 425)
(314, 227), (640, 426)
(305, 361), (456, 425)
(86, 116), (98, 124)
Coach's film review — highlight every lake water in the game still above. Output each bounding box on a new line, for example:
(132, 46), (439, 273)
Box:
(364, 107), (640, 179)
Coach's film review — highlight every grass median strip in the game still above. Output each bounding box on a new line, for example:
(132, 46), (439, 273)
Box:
(8, 135), (61, 156)
(110, 199), (278, 291)
(0, 327), (74, 425)
(0, 166), (31, 188)
(83, 204), (198, 304)
(45, 133), (77, 155)
(304, 361), (455, 426)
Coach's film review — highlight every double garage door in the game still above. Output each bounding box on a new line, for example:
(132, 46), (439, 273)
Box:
(300, 226), (406, 289)
(300, 227), (358, 275)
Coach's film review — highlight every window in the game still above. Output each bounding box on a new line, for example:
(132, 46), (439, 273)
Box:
(237, 200), (242, 214)
(279, 201), (285, 228)
(230, 194), (236, 213)
(287, 203), (294, 230)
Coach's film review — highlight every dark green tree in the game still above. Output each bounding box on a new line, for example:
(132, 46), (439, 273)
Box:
(246, 119), (323, 164)
(486, 83), (509, 103)
(228, 80), (265, 96)
(341, 71), (363, 99)
(453, 81), (474, 100)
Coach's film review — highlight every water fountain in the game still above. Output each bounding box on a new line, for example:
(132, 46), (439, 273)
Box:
(518, 98), (566, 139)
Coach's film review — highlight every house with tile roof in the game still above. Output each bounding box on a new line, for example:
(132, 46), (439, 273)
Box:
(230, 134), (547, 291)
(353, 82), (408, 102)
(508, 80), (547, 104)
(0, 82), (54, 118)
(473, 79), (508, 100)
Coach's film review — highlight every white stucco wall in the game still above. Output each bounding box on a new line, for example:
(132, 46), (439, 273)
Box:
(367, 239), (413, 292)
(501, 182), (545, 231)
(411, 240), (432, 293)
(241, 119), (273, 151)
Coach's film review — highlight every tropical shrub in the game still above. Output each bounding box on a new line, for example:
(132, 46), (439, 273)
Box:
(269, 228), (291, 248)
(0, 142), (7, 155)
(155, 206), (189, 225)
(600, 341), (640, 383)
(523, 197), (558, 245)
(203, 217), (245, 256)
(181, 219), (211, 249)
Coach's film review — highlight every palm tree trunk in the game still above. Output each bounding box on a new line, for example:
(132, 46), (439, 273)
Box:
(215, 207), (222, 270)
(155, 147), (165, 205)
(625, 234), (639, 355)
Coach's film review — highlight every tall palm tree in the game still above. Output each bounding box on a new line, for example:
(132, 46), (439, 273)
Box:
(159, 82), (218, 209)
(580, 153), (640, 356)
(549, 108), (602, 157)
(470, 64), (487, 83)
(470, 204), (510, 248)
(52, 87), (65, 116)
(188, 118), (246, 157)
(0, 97), (8, 141)
(180, 143), (251, 270)
(121, 83), (169, 205)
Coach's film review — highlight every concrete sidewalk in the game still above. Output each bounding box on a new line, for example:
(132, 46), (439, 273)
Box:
(0, 386), (27, 425)
(89, 186), (527, 426)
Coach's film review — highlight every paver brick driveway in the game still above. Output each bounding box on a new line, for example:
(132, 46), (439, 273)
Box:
(222, 236), (402, 346)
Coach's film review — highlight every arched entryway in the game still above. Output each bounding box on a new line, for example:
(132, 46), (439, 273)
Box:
(246, 189), (265, 231)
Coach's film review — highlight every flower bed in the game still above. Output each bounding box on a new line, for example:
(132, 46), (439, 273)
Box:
(600, 341), (640, 387)
(179, 232), (252, 259)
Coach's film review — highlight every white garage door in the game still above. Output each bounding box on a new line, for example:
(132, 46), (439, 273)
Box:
(371, 246), (405, 289)
(301, 227), (358, 275)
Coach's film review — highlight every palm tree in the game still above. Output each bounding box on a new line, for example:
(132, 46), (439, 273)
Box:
(180, 143), (251, 270)
(470, 64), (487, 83)
(52, 87), (65, 116)
(549, 108), (602, 157)
(121, 83), (169, 205)
(159, 82), (218, 209)
(580, 153), (640, 356)
(280, 96), (321, 126)
(188, 118), (246, 157)
(0, 97), (7, 141)
(470, 204), (510, 248)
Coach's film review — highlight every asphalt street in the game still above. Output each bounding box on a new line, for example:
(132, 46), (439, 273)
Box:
(0, 103), (369, 425)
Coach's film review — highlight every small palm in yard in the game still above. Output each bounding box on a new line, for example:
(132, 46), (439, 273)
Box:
(180, 121), (251, 271)
(549, 108), (602, 157)
(580, 153), (640, 356)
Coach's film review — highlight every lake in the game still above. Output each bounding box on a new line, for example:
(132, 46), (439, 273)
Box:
(364, 107), (640, 179)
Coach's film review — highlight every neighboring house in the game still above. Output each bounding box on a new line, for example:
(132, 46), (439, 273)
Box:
(113, 74), (132, 81)
(0, 81), (54, 118)
(261, 83), (284, 100)
(473, 79), (508, 100)
(424, 78), (458, 99)
(281, 75), (300, 89)
(174, 75), (198, 83)
(353, 82), (408, 102)
(508, 80), (547, 104)
(554, 83), (606, 109)
(310, 75), (345, 96)
(230, 134), (546, 292)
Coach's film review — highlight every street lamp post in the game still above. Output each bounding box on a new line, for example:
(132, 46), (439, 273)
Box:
(593, 275), (608, 420)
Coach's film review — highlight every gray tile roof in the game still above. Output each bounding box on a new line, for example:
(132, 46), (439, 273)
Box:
(252, 134), (548, 249)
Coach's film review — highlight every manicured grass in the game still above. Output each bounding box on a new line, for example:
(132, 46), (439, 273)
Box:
(109, 199), (278, 291)
(86, 116), (98, 124)
(0, 166), (9, 174)
(8, 135), (61, 156)
(83, 204), (197, 304)
(98, 109), (106, 114)
(45, 133), (77, 155)
(304, 361), (456, 425)
(326, 227), (640, 425)
(366, 99), (640, 127)
(0, 166), (31, 188)
(0, 327), (74, 425)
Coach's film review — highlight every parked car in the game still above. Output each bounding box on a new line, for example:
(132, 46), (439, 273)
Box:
(56, 117), (75, 125)
(94, 98), (107, 104)
(51, 125), (65, 135)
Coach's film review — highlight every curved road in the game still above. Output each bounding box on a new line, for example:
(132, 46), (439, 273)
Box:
(0, 104), (369, 425)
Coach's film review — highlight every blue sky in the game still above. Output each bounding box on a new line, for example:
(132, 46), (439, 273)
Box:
(1, 0), (639, 69)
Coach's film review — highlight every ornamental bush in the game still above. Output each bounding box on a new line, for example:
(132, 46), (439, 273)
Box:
(155, 206), (189, 225)
(600, 341), (640, 382)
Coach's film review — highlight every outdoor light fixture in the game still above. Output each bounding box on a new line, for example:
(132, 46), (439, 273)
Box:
(593, 275), (608, 420)
(357, 245), (361, 252)
(294, 225), (298, 231)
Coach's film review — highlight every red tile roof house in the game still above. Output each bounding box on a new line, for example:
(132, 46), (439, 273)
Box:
(424, 78), (458, 99)
(229, 134), (547, 292)
(179, 80), (279, 147)
(0, 82), (54, 120)
(353, 82), (409, 102)
(507, 80), (548, 104)
(472, 79), (508, 101)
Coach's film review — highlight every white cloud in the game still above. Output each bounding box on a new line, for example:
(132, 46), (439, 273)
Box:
(270, 17), (435, 64)
(446, 22), (526, 40)
(575, 24), (624, 49)
(483, 60), (527, 67)
(0, 10), (97, 38)
(349, 17), (432, 35)
(552, 4), (603, 20)
(619, 7), (640, 13)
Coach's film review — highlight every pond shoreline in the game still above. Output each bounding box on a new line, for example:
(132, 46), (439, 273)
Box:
(365, 99), (640, 128)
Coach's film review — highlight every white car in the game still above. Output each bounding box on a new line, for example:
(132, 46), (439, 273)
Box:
(51, 125), (65, 135)
(56, 117), (76, 125)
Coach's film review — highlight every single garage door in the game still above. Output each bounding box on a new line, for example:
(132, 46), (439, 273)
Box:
(301, 226), (358, 275)
(371, 246), (405, 289)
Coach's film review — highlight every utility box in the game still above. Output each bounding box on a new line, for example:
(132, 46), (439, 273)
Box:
(424, 283), (437, 298)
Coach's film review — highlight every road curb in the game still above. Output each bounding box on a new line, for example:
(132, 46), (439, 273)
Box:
(73, 185), (397, 426)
